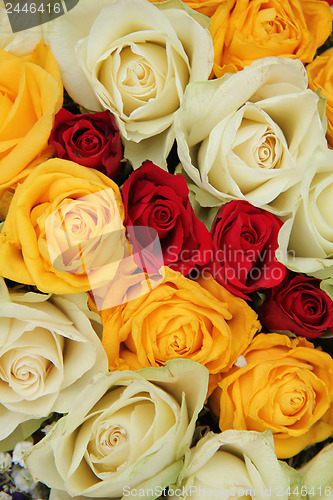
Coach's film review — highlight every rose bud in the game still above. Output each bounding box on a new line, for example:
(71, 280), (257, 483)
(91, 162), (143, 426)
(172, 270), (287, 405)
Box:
(49, 109), (123, 178)
(259, 275), (333, 339)
(122, 162), (213, 275)
(209, 200), (287, 300)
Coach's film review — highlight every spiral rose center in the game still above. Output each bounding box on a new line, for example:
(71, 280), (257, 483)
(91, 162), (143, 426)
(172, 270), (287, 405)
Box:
(75, 131), (103, 152)
(254, 7), (287, 36)
(170, 333), (188, 355)
(231, 112), (284, 176)
(96, 424), (128, 456)
(303, 296), (320, 316)
(280, 389), (306, 416)
(0, 349), (51, 400)
(97, 42), (169, 117)
(151, 204), (174, 229)
(254, 133), (279, 168)
(241, 228), (257, 244)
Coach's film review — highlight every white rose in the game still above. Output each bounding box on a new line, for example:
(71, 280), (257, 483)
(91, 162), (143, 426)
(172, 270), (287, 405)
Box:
(174, 57), (327, 215)
(277, 147), (333, 279)
(299, 443), (333, 499)
(45, 0), (213, 168)
(0, 278), (108, 445)
(25, 359), (208, 500)
(168, 430), (302, 500)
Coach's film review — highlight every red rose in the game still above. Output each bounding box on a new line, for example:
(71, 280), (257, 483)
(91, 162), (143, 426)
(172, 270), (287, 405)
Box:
(209, 200), (287, 299)
(122, 162), (213, 275)
(49, 109), (123, 178)
(259, 275), (333, 339)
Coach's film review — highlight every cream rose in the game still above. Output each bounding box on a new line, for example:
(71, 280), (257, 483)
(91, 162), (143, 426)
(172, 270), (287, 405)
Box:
(168, 430), (302, 500)
(174, 57), (327, 215)
(45, 0), (213, 168)
(0, 278), (108, 446)
(299, 443), (333, 500)
(25, 359), (208, 500)
(277, 147), (333, 279)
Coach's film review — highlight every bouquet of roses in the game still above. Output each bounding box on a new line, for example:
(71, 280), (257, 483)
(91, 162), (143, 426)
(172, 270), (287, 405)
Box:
(0, 0), (333, 498)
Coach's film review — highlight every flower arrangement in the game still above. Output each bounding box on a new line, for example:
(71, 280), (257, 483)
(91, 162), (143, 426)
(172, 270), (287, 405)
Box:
(0, 0), (333, 499)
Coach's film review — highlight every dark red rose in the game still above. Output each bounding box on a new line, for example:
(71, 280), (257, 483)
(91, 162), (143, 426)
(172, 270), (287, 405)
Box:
(49, 109), (123, 178)
(259, 275), (333, 339)
(122, 161), (213, 275)
(209, 200), (287, 299)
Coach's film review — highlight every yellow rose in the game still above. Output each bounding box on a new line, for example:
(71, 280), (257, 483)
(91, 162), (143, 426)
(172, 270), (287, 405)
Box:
(0, 158), (125, 294)
(307, 47), (333, 149)
(181, 0), (332, 77)
(209, 333), (333, 459)
(0, 42), (63, 207)
(101, 268), (260, 393)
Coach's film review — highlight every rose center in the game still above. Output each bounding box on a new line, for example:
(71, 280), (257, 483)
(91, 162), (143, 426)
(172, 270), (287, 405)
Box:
(96, 424), (128, 457)
(170, 333), (187, 354)
(75, 131), (103, 152)
(152, 205), (173, 225)
(303, 298), (320, 316)
(254, 133), (278, 168)
(280, 390), (306, 416)
(131, 62), (146, 81)
(232, 113), (283, 173)
(241, 228), (257, 244)
(0, 349), (51, 400)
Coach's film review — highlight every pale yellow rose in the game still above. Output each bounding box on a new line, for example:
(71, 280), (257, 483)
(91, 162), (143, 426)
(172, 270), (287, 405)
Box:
(300, 443), (333, 499)
(0, 278), (108, 448)
(168, 430), (302, 500)
(25, 360), (208, 499)
(277, 147), (333, 279)
(175, 57), (327, 216)
(44, 0), (213, 168)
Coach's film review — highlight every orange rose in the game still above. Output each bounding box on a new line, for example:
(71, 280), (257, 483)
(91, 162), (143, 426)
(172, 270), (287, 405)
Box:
(307, 47), (333, 148)
(101, 268), (260, 394)
(0, 158), (125, 294)
(181, 0), (332, 77)
(209, 333), (333, 458)
(0, 42), (63, 210)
